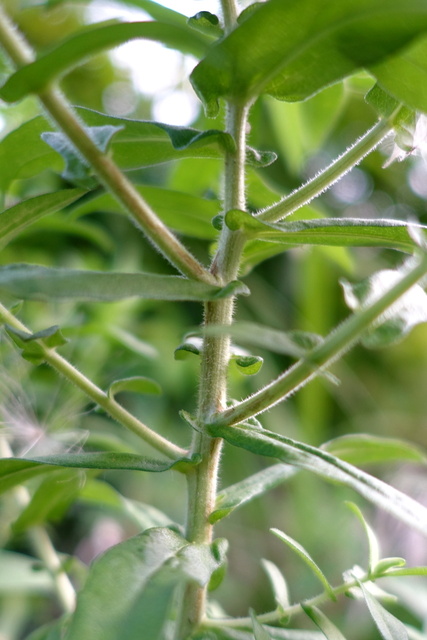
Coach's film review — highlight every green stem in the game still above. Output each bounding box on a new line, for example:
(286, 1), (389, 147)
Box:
(0, 303), (186, 460)
(0, 7), (215, 285)
(257, 119), (393, 223)
(210, 251), (427, 428)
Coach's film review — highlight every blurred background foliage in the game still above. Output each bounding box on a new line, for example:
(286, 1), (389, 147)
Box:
(1, 2), (427, 639)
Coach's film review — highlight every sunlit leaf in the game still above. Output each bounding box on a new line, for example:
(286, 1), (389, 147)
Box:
(341, 265), (427, 347)
(225, 210), (426, 254)
(0, 264), (247, 302)
(107, 376), (162, 399)
(357, 580), (409, 640)
(271, 528), (336, 600)
(211, 464), (296, 524)
(191, 0), (427, 116)
(323, 434), (426, 465)
(207, 423), (427, 537)
(0, 189), (86, 248)
(232, 354), (263, 376)
(302, 605), (348, 640)
(0, 22), (209, 103)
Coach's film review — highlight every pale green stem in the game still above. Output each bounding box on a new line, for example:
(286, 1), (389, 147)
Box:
(0, 7), (215, 285)
(203, 570), (373, 629)
(210, 251), (427, 428)
(257, 119), (393, 223)
(0, 437), (76, 613)
(0, 303), (186, 460)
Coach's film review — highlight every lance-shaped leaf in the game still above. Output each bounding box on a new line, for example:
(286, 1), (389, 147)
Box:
(0, 264), (248, 302)
(193, 627), (324, 640)
(251, 610), (274, 640)
(0, 107), (234, 192)
(64, 527), (225, 640)
(271, 529), (336, 601)
(302, 605), (348, 640)
(346, 502), (380, 575)
(207, 423), (427, 537)
(0, 21), (209, 103)
(323, 434), (426, 466)
(262, 559), (290, 611)
(225, 210), (426, 254)
(0, 188), (86, 248)
(0, 453), (194, 496)
(70, 185), (220, 240)
(357, 580), (410, 640)
(211, 463), (296, 524)
(341, 265), (427, 347)
(190, 0), (427, 116)
(107, 377), (162, 399)
(5, 324), (68, 365)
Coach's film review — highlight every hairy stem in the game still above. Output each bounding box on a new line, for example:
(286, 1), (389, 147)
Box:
(0, 6), (215, 285)
(257, 119), (393, 223)
(210, 251), (427, 428)
(0, 303), (186, 460)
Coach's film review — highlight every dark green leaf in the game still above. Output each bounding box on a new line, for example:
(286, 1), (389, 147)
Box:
(0, 264), (247, 302)
(188, 12), (223, 38)
(0, 189), (86, 248)
(0, 22), (209, 103)
(341, 266), (427, 347)
(323, 434), (426, 465)
(225, 210), (425, 254)
(12, 469), (83, 533)
(211, 463), (296, 523)
(271, 528), (335, 600)
(0, 107), (234, 192)
(302, 605), (348, 640)
(357, 580), (409, 640)
(0, 454), (190, 496)
(191, 0), (427, 116)
(41, 125), (122, 187)
(65, 527), (225, 640)
(207, 423), (427, 537)
(70, 185), (220, 240)
(107, 376), (162, 399)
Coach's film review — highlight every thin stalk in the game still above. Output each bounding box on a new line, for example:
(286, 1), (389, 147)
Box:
(0, 7), (215, 285)
(0, 303), (186, 460)
(0, 437), (76, 613)
(257, 119), (393, 223)
(210, 251), (427, 428)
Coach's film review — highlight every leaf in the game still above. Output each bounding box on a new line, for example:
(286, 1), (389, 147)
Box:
(370, 34), (427, 113)
(0, 21), (209, 103)
(207, 423), (427, 538)
(357, 580), (409, 640)
(302, 605), (348, 640)
(188, 12), (223, 38)
(0, 107), (234, 192)
(190, 0), (427, 116)
(271, 529), (336, 601)
(210, 463), (296, 524)
(64, 527), (224, 640)
(0, 189), (86, 248)
(262, 559), (290, 610)
(70, 185), (220, 240)
(107, 376), (162, 399)
(0, 550), (54, 594)
(225, 210), (426, 254)
(194, 628), (325, 640)
(232, 354), (263, 376)
(12, 469), (83, 534)
(0, 264), (248, 302)
(0, 454), (191, 496)
(251, 610), (274, 640)
(323, 434), (426, 465)
(346, 502), (380, 575)
(341, 265), (427, 347)
(41, 125), (122, 187)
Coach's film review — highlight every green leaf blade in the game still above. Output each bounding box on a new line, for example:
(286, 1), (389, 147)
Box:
(302, 605), (348, 640)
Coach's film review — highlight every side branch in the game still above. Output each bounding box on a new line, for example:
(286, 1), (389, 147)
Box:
(209, 251), (427, 428)
(0, 7), (215, 285)
(0, 303), (187, 460)
(257, 118), (393, 223)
